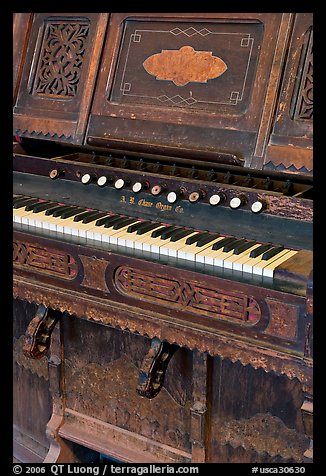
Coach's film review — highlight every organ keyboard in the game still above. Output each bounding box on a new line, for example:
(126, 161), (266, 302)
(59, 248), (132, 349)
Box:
(13, 12), (313, 465)
(13, 194), (301, 279)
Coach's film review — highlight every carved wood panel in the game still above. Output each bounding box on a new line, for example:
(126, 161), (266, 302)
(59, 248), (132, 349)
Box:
(13, 240), (78, 279)
(115, 265), (261, 325)
(291, 27), (313, 121)
(62, 316), (193, 452)
(32, 20), (90, 98)
(13, 13), (109, 144)
(264, 13), (313, 174)
(209, 356), (310, 462)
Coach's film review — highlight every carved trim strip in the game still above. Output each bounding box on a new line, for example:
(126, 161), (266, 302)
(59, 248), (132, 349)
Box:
(14, 128), (73, 141)
(13, 277), (313, 387)
(115, 266), (261, 324)
(33, 19), (90, 98)
(13, 241), (77, 279)
(291, 27), (313, 121)
(14, 336), (49, 380)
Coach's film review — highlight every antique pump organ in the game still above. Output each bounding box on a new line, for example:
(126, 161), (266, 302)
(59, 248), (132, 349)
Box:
(13, 13), (313, 463)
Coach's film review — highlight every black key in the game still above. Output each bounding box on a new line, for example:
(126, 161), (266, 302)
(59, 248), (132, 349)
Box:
(104, 217), (128, 228)
(127, 221), (148, 233)
(73, 210), (96, 222)
(53, 205), (80, 217)
(249, 243), (273, 258)
(136, 222), (162, 235)
(82, 212), (108, 224)
(233, 240), (257, 255)
(13, 196), (30, 206)
(223, 238), (247, 253)
(95, 214), (119, 227)
(151, 225), (175, 238)
(60, 207), (85, 219)
(112, 217), (137, 230)
(25, 200), (54, 211)
(212, 237), (236, 251)
(45, 205), (66, 216)
(185, 232), (209, 245)
(196, 233), (220, 247)
(32, 201), (57, 213)
(170, 229), (195, 242)
(13, 197), (39, 209)
(262, 245), (284, 261)
(160, 227), (181, 240)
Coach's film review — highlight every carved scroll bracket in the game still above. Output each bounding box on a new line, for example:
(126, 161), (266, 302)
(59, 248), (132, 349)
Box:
(137, 338), (178, 399)
(23, 304), (61, 359)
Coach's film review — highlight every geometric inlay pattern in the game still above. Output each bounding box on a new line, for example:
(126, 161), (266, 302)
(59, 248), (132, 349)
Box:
(115, 266), (261, 324)
(13, 240), (78, 279)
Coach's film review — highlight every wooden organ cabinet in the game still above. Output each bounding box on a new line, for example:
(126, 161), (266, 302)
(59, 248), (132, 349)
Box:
(13, 13), (313, 464)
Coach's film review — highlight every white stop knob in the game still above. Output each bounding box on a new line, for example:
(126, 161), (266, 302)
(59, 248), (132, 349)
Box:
(114, 178), (125, 189)
(167, 191), (177, 203)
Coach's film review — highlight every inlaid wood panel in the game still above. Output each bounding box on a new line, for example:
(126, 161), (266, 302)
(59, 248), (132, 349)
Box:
(87, 13), (292, 167)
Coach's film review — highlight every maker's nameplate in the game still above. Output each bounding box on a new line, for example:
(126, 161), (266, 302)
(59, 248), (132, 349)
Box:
(120, 194), (184, 214)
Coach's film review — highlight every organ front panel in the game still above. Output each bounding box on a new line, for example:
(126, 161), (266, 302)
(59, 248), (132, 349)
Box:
(13, 12), (313, 464)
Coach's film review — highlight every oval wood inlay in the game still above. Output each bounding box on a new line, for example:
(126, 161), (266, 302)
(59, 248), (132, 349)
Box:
(143, 45), (227, 86)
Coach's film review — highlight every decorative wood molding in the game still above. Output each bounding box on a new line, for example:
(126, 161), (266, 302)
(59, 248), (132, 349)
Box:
(143, 46), (227, 86)
(14, 128), (73, 142)
(13, 335), (49, 379)
(211, 413), (309, 461)
(13, 277), (313, 388)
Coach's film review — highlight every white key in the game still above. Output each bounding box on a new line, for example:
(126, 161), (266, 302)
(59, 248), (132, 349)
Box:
(199, 243), (235, 267)
(231, 244), (263, 271)
(117, 225), (162, 249)
(166, 232), (199, 257)
(92, 221), (141, 245)
(24, 209), (55, 228)
(13, 207), (36, 224)
(108, 222), (142, 245)
(178, 236), (224, 262)
(134, 227), (176, 253)
(241, 248), (289, 275)
(74, 214), (114, 239)
(85, 215), (114, 241)
(262, 250), (298, 278)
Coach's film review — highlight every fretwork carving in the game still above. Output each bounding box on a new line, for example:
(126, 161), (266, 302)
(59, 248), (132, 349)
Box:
(292, 27), (313, 121)
(115, 266), (261, 324)
(33, 19), (90, 97)
(13, 241), (78, 279)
